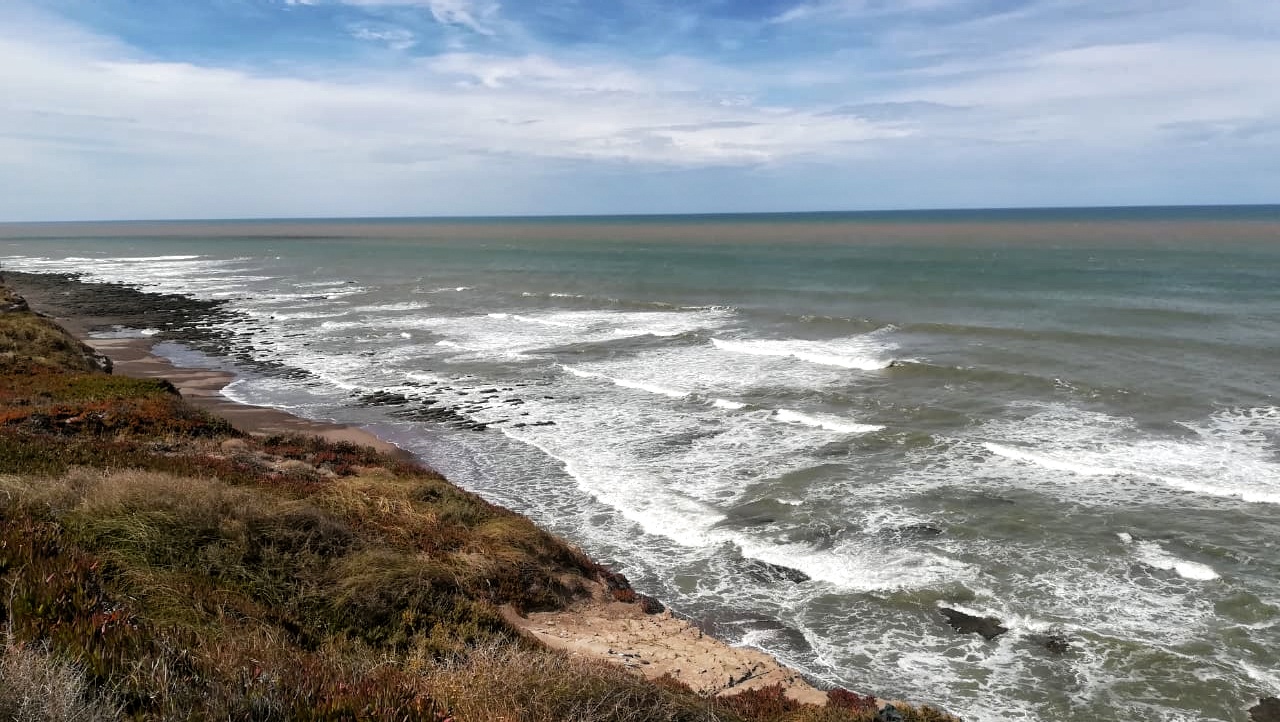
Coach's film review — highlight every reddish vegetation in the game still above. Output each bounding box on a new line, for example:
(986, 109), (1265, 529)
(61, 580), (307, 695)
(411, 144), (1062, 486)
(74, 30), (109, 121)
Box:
(829, 688), (879, 712)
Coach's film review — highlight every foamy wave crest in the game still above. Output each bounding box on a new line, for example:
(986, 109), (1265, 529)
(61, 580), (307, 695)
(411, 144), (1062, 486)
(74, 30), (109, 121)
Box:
(1121, 536), (1220, 581)
(351, 301), (433, 313)
(982, 443), (1118, 476)
(88, 327), (162, 339)
(711, 337), (893, 370)
(487, 312), (576, 328)
(562, 366), (688, 399)
(522, 291), (585, 299)
(979, 404), (1280, 505)
(733, 536), (969, 591)
(712, 398), (747, 410)
(774, 409), (882, 434)
(85, 254), (201, 261)
(265, 310), (352, 321)
(513, 438), (723, 548)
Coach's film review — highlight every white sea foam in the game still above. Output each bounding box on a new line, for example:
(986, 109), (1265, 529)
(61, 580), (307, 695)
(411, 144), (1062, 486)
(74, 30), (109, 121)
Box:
(351, 301), (433, 313)
(977, 403), (1280, 506)
(711, 336), (894, 370)
(522, 291), (585, 299)
(263, 310), (352, 321)
(1120, 537), (1221, 581)
(982, 442), (1118, 476)
(774, 409), (882, 434)
(560, 344), (852, 407)
(375, 307), (732, 359)
(561, 366), (688, 399)
(88, 327), (161, 339)
(732, 535), (965, 590)
(413, 286), (472, 294)
(510, 435), (724, 548)
(734, 628), (781, 650)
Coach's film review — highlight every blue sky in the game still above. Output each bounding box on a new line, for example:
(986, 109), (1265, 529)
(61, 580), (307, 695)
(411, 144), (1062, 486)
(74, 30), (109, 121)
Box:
(2, 0), (1279, 220)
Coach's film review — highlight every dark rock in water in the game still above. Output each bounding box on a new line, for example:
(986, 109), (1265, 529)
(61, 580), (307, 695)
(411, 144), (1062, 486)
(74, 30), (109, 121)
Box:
(1039, 633), (1071, 655)
(882, 524), (944, 541)
(939, 607), (1009, 640)
(1251, 697), (1280, 722)
(530, 420), (556, 426)
(357, 390), (409, 406)
(875, 704), (905, 722)
(741, 558), (811, 585)
(637, 594), (665, 615)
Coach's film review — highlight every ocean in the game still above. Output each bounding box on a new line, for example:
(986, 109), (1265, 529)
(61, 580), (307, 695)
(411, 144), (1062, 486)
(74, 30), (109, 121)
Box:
(3, 206), (1279, 721)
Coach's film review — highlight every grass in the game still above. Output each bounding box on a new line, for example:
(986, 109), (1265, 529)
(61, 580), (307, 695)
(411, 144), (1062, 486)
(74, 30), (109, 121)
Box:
(0, 283), (961, 721)
(0, 308), (108, 374)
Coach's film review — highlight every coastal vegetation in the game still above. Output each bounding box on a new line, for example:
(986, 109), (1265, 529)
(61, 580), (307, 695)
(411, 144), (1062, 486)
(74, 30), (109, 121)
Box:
(0, 285), (957, 721)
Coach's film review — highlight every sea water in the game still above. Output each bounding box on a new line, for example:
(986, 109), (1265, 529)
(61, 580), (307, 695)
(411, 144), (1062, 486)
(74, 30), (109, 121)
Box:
(3, 206), (1279, 721)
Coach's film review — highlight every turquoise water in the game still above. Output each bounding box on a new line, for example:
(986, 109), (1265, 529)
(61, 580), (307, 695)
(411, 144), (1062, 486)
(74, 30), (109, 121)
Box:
(4, 206), (1279, 721)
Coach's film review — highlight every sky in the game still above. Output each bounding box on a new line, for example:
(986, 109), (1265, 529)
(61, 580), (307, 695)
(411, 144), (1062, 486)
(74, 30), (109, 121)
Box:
(2, 0), (1279, 221)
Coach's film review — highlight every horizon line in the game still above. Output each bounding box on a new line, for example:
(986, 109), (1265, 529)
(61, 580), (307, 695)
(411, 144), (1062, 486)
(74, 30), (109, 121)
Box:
(3, 201), (1279, 226)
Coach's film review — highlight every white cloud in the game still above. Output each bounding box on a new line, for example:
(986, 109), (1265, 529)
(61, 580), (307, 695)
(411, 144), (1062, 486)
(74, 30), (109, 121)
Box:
(349, 24), (416, 50)
(0, 12), (922, 220)
(342, 0), (499, 35)
(2, 2), (1279, 219)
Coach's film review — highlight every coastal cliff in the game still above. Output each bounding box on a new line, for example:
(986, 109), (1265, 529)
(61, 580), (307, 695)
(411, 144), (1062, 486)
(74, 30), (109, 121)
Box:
(0, 279), (958, 721)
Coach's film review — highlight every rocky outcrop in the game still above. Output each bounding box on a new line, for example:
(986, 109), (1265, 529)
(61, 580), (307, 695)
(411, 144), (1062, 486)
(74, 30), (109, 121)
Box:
(939, 607), (1008, 640)
(742, 558), (811, 585)
(1038, 633), (1071, 655)
(1251, 697), (1280, 722)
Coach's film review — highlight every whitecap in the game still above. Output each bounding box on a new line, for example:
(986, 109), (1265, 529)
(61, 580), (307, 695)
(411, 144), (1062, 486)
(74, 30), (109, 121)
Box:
(711, 337), (893, 371)
(774, 409), (883, 435)
(562, 366), (688, 399)
(1128, 539), (1220, 581)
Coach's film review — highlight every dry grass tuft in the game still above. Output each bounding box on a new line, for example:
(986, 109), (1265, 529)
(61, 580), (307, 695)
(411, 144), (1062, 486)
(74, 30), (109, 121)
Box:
(426, 642), (723, 722)
(0, 639), (120, 722)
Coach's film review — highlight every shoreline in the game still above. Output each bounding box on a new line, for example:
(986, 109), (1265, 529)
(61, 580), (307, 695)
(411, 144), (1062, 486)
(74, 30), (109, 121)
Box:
(25, 287), (842, 708)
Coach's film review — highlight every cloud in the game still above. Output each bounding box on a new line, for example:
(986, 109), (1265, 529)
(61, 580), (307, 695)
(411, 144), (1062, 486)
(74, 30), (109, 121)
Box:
(819, 101), (965, 121)
(0, 12), (908, 190)
(2, 0), (1280, 220)
(349, 24), (416, 50)
(342, 0), (499, 35)
(770, 0), (971, 24)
